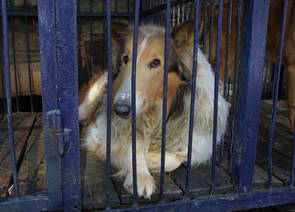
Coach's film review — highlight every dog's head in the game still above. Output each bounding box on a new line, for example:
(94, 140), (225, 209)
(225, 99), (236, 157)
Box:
(112, 21), (195, 119)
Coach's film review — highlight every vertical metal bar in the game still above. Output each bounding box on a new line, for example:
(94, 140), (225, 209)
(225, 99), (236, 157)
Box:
(208, 0), (215, 64)
(185, 0), (200, 199)
(267, 0), (288, 188)
(1, 0), (19, 198)
(159, 0), (171, 202)
(24, 0), (34, 112)
(210, 0), (224, 195)
(233, 0), (270, 193)
(37, 0), (63, 206)
(90, 0), (94, 77)
(223, 0), (233, 100)
(227, 0), (242, 168)
(132, 0), (142, 202)
(9, 0), (20, 111)
(105, 0), (112, 208)
(220, 0), (233, 162)
(131, 0), (140, 204)
(55, 0), (81, 210)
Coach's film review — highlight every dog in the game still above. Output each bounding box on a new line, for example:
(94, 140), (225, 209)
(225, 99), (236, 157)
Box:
(78, 22), (229, 199)
(198, 0), (295, 131)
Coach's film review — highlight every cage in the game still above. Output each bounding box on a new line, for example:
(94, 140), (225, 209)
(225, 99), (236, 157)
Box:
(0, 0), (294, 211)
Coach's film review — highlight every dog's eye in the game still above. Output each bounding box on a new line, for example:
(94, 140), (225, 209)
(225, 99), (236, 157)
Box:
(149, 59), (160, 69)
(123, 55), (129, 65)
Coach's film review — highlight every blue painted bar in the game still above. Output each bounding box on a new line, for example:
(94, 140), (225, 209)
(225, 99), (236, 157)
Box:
(0, 194), (61, 212)
(208, 0), (215, 64)
(118, 188), (295, 212)
(233, 0), (270, 193)
(211, 0), (224, 195)
(131, 0), (141, 203)
(267, 0), (288, 188)
(227, 0), (242, 168)
(0, 11), (135, 17)
(159, 0), (171, 202)
(37, 0), (63, 207)
(1, 0), (19, 198)
(55, 0), (81, 210)
(105, 0), (113, 208)
(185, 0), (200, 199)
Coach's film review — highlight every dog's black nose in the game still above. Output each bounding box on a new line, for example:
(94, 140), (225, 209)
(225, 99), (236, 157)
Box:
(114, 103), (131, 119)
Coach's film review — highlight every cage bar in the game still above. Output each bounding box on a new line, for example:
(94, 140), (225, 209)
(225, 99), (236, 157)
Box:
(106, 0), (113, 207)
(37, 0), (63, 206)
(232, 0), (270, 193)
(1, 0), (20, 198)
(131, 0), (141, 203)
(159, 0), (171, 202)
(227, 0), (242, 168)
(267, 0), (288, 188)
(210, 0), (224, 195)
(185, 0), (200, 199)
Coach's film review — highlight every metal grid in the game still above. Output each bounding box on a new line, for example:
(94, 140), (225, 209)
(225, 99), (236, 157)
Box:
(0, 0), (294, 211)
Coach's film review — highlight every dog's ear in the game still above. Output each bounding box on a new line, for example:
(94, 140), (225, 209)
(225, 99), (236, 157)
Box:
(171, 20), (203, 48)
(111, 21), (129, 45)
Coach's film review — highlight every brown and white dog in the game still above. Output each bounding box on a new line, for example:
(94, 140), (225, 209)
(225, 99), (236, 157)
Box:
(79, 22), (229, 199)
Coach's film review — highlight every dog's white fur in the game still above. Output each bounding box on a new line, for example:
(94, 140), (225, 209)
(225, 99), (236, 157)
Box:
(79, 24), (228, 199)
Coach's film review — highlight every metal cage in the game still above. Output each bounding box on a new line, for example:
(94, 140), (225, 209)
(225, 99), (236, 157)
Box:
(0, 0), (294, 211)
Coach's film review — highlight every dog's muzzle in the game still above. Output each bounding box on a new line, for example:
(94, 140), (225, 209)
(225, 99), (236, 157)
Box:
(114, 102), (131, 119)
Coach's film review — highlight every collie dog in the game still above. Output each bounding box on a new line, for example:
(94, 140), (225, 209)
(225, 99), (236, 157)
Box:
(79, 21), (229, 198)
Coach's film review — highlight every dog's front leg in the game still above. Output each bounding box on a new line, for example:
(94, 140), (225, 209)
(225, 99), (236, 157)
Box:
(121, 142), (156, 199)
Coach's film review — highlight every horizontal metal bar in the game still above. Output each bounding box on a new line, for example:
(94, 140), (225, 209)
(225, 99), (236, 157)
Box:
(118, 187), (295, 212)
(0, 194), (62, 212)
(0, 11), (134, 17)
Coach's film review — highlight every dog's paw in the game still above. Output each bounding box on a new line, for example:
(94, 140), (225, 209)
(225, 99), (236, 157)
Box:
(124, 171), (155, 199)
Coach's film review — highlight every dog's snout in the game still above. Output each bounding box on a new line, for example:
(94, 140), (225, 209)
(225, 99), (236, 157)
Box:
(114, 103), (131, 119)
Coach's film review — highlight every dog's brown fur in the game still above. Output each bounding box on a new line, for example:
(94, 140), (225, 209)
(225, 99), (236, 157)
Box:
(197, 0), (295, 131)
